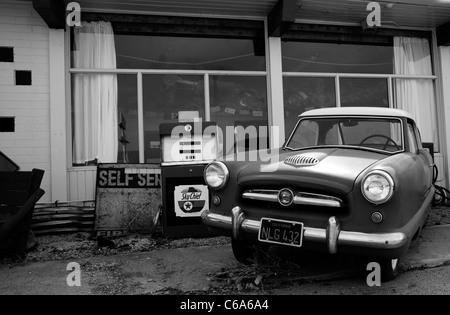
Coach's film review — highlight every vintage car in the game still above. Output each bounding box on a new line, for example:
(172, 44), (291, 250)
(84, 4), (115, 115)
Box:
(202, 107), (435, 281)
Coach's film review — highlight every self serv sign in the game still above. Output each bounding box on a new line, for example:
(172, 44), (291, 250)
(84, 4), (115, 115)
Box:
(95, 164), (162, 237)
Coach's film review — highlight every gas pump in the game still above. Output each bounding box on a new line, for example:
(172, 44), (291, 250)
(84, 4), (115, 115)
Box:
(159, 116), (221, 238)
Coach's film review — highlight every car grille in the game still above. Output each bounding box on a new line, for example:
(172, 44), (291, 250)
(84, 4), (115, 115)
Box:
(241, 188), (348, 215)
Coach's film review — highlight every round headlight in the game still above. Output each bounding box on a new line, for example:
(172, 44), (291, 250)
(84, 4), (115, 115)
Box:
(204, 162), (229, 190)
(362, 170), (395, 205)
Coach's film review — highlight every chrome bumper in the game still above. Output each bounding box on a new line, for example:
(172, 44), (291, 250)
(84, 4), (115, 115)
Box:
(201, 207), (408, 254)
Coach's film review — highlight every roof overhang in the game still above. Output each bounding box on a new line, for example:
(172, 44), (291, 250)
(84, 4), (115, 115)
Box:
(28, 0), (450, 46)
(32, 0), (66, 29)
(437, 21), (450, 46)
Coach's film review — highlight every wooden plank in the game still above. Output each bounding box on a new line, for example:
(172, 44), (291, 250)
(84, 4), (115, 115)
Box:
(268, 0), (298, 37)
(82, 12), (264, 28)
(286, 23), (431, 39)
(112, 23), (264, 39)
(78, 0), (275, 18)
(82, 12), (265, 39)
(68, 171), (79, 201)
(438, 21), (450, 46)
(282, 23), (431, 45)
(32, 214), (95, 223)
(77, 171), (86, 201)
(32, 220), (94, 231)
(85, 169), (97, 200)
(0, 172), (33, 191)
(33, 227), (93, 236)
(32, 0), (65, 29)
(0, 191), (29, 206)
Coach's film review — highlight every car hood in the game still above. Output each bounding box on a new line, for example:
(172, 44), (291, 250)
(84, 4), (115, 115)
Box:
(237, 148), (386, 195)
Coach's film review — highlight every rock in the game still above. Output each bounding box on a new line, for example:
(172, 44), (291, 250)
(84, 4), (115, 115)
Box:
(26, 231), (37, 250)
(254, 275), (263, 286)
(97, 236), (116, 249)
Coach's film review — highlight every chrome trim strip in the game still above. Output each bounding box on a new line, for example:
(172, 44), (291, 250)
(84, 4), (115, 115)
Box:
(161, 161), (212, 167)
(242, 190), (343, 208)
(243, 191), (279, 203)
(295, 195), (342, 208)
(202, 209), (408, 251)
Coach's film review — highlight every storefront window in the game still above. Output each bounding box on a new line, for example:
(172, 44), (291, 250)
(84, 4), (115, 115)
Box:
(117, 75), (139, 164)
(394, 78), (437, 146)
(209, 76), (268, 156)
(143, 74), (205, 163)
(70, 18), (268, 166)
(115, 35), (266, 71)
(340, 78), (389, 108)
(281, 37), (439, 151)
(283, 77), (336, 135)
(282, 42), (393, 74)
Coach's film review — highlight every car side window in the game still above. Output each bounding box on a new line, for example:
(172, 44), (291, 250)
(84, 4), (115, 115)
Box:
(407, 123), (419, 154)
(289, 120), (319, 148)
(414, 127), (424, 150)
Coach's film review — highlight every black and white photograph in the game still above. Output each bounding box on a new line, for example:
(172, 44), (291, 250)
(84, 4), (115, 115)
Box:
(1, 0), (450, 302)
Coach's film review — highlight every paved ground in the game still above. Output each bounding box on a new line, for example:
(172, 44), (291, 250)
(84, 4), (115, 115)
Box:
(0, 225), (449, 295)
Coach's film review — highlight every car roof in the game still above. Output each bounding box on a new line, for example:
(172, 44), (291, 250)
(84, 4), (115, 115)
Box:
(299, 107), (414, 120)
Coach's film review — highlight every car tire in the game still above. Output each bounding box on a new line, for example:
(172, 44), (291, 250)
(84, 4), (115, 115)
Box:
(231, 238), (269, 265)
(378, 258), (400, 282)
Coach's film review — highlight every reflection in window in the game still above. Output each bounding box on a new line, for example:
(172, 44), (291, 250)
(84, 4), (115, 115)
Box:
(115, 35), (266, 71)
(282, 42), (393, 74)
(283, 77), (336, 136)
(340, 78), (389, 108)
(209, 76), (268, 156)
(117, 75), (139, 164)
(143, 75), (205, 163)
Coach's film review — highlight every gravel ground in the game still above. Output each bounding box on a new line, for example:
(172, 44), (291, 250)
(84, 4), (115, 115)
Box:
(1, 206), (449, 267)
(0, 206), (449, 295)
(425, 206), (450, 227)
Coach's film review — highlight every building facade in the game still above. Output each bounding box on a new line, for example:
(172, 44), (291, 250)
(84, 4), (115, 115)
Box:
(1, 0), (450, 203)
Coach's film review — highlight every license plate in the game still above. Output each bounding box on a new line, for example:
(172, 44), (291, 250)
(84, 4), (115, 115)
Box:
(258, 218), (304, 248)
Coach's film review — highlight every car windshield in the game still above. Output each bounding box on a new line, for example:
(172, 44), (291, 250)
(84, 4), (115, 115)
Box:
(285, 117), (404, 154)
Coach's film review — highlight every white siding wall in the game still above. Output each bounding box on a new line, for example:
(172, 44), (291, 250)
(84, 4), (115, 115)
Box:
(0, 0), (51, 201)
(439, 46), (450, 189)
(68, 168), (97, 202)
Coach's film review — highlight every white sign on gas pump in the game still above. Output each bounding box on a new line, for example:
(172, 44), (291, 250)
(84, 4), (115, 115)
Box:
(173, 185), (209, 218)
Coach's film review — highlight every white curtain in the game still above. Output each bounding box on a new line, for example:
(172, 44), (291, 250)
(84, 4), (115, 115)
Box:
(73, 21), (118, 164)
(394, 37), (437, 145)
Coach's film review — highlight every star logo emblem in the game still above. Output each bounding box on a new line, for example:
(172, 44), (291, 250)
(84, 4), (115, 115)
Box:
(183, 201), (193, 212)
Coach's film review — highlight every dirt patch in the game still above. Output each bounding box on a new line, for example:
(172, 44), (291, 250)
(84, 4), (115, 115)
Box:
(0, 230), (230, 268)
(426, 206), (450, 227)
